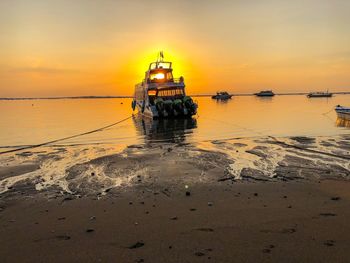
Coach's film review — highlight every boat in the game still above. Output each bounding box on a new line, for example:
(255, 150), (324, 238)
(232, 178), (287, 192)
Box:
(307, 91), (333, 98)
(212, 91), (232, 100)
(335, 105), (350, 118)
(254, 90), (275, 97)
(131, 52), (198, 119)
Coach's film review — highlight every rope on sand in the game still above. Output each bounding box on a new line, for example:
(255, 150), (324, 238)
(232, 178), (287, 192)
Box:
(0, 115), (133, 155)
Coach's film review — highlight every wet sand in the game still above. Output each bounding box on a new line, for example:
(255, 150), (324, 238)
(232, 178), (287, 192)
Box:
(1, 135), (350, 262)
(1, 181), (350, 262)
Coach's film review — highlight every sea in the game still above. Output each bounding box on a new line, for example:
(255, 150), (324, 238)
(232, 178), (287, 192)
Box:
(0, 95), (349, 150)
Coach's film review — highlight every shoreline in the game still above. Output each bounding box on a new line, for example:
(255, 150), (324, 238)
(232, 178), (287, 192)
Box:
(1, 134), (350, 196)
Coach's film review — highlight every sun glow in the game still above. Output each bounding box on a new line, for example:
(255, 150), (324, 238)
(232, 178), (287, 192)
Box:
(150, 72), (165, 80)
(2, 0), (349, 97)
(113, 46), (205, 94)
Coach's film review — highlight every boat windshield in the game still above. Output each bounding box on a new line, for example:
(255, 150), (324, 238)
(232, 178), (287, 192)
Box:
(149, 71), (173, 82)
(149, 62), (172, 70)
(150, 72), (165, 81)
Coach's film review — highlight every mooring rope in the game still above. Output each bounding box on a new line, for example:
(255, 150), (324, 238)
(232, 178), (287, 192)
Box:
(322, 107), (335, 115)
(0, 115), (133, 155)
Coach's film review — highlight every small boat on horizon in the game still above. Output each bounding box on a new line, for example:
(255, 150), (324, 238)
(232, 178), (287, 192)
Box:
(212, 91), (232, 100)
(307, 91), (333, 98)
(254, 90), (275, 97)
(131, 52), (197, 119)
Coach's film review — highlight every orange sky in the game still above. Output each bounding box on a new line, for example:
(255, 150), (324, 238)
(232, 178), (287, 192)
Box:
(1, 0), (350, 97)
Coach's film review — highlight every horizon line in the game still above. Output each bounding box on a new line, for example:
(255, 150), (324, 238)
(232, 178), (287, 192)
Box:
(1, 91), (350, 100)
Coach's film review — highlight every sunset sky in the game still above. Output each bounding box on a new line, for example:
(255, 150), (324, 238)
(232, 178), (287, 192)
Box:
(1, 0), (350, 97)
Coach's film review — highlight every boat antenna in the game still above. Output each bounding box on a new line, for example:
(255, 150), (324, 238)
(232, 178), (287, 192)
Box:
(157, 51), (164, 62)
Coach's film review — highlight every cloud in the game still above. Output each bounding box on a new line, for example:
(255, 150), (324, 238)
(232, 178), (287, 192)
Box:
(10, 66), (80, 74)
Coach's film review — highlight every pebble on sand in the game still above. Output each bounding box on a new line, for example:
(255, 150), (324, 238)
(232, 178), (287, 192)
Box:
(129, 241), (145, 249)
(331, 197), (341, 201)
(324, 240), (335, 247)
(319, 213), (337, 217)
(195, 252), (205, 257)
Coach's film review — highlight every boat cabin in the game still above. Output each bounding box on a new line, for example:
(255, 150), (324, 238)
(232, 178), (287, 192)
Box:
(134, 59), (186, 105)
(146, 62), (173, 83)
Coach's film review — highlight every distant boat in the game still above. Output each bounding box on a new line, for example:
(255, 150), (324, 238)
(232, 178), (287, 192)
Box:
(335, 105), (350, 118)
(254, 90), (275, 97)
(212, 91), (232, 100)
(307, 91), (333, 98)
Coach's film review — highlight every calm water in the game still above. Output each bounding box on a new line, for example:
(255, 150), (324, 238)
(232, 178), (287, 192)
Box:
(0, 95), (349, 148)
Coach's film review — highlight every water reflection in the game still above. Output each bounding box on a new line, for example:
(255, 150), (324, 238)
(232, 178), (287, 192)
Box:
(336, 117), (350, 128)
(214, 98), (231, 104)
(254, 96), (274, 103)
(132, 114), (197, 143)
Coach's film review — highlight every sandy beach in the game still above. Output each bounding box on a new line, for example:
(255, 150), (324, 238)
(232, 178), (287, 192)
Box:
(1, 135), (350, 262)
(2, 0), (350, 261)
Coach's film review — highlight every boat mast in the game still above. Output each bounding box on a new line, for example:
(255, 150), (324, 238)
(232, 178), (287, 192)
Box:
(156, 51), (164, 68)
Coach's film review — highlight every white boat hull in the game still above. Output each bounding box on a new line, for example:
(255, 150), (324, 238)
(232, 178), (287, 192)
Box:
(335, 106), (350, 119)
(136, 101), (158, 119)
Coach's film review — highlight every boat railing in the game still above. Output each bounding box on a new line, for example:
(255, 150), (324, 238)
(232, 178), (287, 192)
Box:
(172, 78), (184, 83)
(137, 78), (184, 86)
(150, 78), (184, 83)
(135, 77), (184, 88)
